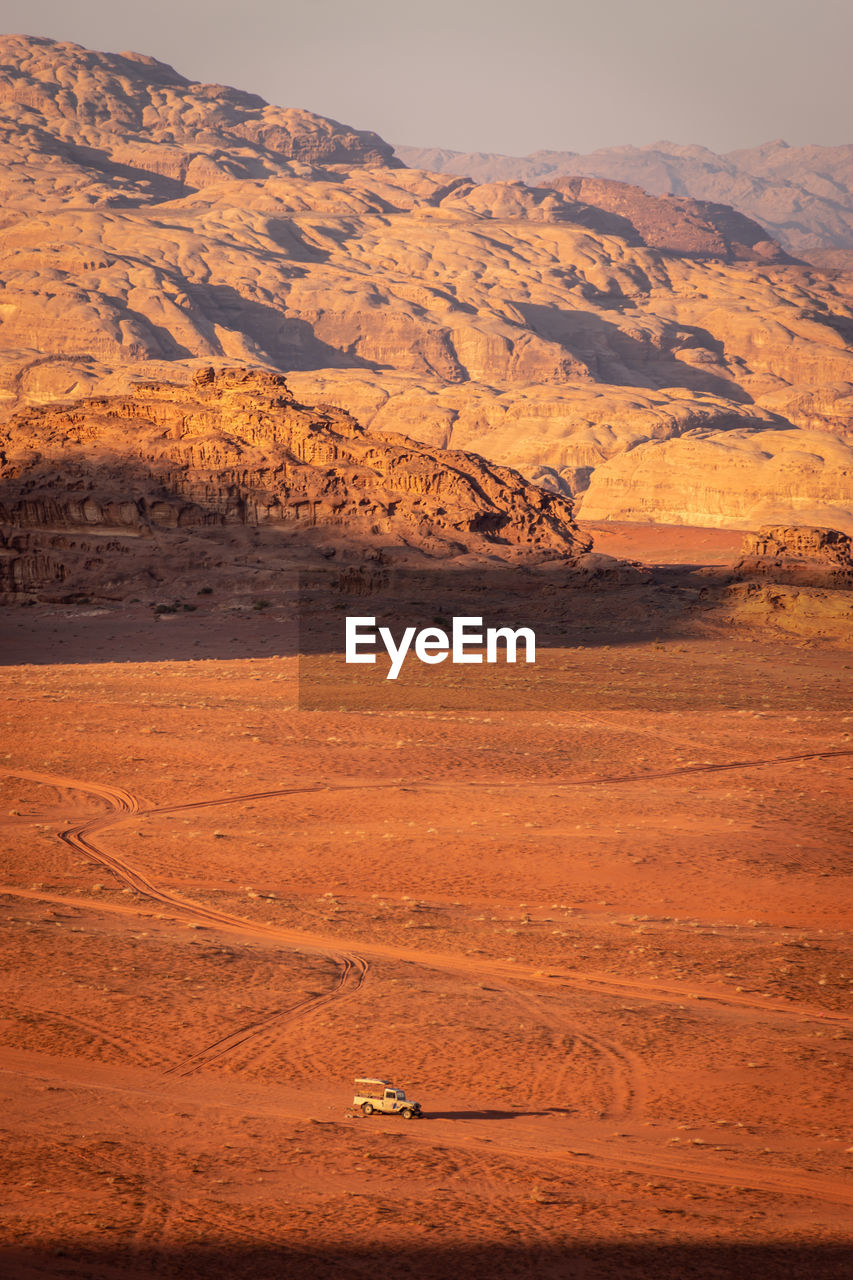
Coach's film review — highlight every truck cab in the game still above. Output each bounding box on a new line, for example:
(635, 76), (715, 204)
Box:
(353, 1077), (423, 1119)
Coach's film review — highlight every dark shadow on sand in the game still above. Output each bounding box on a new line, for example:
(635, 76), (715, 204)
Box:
(2, 1240), (851, 1280)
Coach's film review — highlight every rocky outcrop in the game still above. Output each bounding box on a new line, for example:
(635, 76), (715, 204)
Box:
(0, 367), (590, 582)
(733, 525), (853, 588)
(706, 580), (853, 644)
(543, 177), (792, 263)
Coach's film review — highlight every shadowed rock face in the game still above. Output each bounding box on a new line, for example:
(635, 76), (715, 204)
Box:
(0, 366), (590, 595)
(1, 35), (853, 531)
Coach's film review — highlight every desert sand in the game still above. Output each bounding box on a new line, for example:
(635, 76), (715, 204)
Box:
(1, 523), (851, 1279)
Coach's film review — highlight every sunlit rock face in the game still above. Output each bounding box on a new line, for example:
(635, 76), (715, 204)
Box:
(576, 430), (853, 535)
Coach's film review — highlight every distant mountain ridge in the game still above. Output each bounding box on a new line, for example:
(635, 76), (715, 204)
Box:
(395, 139), (853, 260)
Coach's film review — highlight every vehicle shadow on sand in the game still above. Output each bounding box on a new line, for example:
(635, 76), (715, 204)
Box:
(425, 1108), (565, 1120)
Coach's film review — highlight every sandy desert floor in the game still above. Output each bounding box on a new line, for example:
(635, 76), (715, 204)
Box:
(1, 527), (851, 1279)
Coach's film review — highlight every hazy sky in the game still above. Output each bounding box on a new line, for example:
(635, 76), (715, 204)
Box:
(1, 0), (850, 155)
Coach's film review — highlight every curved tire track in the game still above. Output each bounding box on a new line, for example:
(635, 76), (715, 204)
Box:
(164, 955), (368, 1077)
(2, 768), (371, 1075)
(500, 983), (644, 1120)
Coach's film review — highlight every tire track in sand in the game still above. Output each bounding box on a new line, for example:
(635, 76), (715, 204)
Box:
(163, 955), (368, 1077)
(499, 982), (644, 1120)
(3, 1044), (850, 1211)
(112, 748), (853, 1031)
(2, 768), (370, 1074)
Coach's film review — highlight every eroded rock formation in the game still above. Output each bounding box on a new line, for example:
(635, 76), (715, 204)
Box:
(576, 429), (853, 535)
(0, 366), (589, 596)
(733, 525), (853, 588)
(543, 177), (791, 263)
(0, 33), (398, 207)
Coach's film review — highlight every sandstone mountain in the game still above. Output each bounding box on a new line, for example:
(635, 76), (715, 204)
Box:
(0, 366), (590, 597)
(1, 35), (852, 532)
(395, 140), (853, 262)
(0, 32), (398, 205)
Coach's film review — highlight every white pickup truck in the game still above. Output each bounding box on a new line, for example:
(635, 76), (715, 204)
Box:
(353, 1077), (423, 1119)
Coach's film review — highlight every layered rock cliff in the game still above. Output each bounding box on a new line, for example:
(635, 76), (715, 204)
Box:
(1, 36), (852, 532)
(0, 366), (589, 596)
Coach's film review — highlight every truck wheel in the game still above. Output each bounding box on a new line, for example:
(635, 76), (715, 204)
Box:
(401, 1108), (413, 1120)
(361, 1102), (373, 1116)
